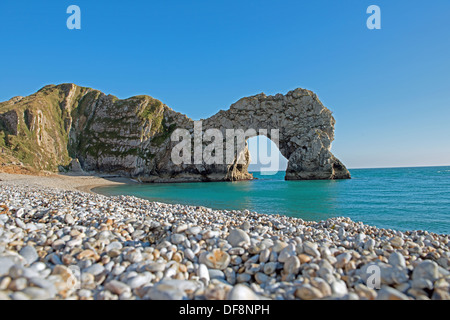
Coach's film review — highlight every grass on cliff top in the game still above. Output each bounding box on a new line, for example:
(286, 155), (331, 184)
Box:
(151, 116), (177, 147)
(1, 84), (179, 170)
(137, 97), (166, 135)
(0, 85), (90, 170)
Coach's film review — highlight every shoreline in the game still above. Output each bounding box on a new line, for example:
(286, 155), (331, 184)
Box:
(2, 171), (449, 236)
(0, 172), (136, 194)
(0, 173), (449, 300)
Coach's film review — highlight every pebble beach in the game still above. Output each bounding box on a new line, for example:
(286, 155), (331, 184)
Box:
(0, 173), (449, 300)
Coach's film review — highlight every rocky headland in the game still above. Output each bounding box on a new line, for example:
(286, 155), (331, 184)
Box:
(0, 84), (350, 182)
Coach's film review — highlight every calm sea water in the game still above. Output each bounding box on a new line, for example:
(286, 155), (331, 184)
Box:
(94, 166), (450, 234)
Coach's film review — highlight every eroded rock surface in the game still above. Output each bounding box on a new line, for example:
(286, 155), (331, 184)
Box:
(0, 84), (350, 181)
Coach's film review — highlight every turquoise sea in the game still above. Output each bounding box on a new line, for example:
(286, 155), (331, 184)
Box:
(94, 166), (450, 235)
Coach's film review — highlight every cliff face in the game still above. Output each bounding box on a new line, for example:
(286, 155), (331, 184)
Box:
(0, 84), (350, 181)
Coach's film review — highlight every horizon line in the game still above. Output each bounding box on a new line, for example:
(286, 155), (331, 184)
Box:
(248, 164), (450, 172)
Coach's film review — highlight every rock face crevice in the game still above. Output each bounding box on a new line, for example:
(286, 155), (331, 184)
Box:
(0, 84), (350, 181)
(0, 110), (19, 136)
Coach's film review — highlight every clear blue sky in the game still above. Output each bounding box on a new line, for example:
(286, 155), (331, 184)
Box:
(1, 0), (449, 168)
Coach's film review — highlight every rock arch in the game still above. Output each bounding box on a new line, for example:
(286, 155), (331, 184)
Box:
(201, 88), (350, 181)
(146, 88), (351, 182)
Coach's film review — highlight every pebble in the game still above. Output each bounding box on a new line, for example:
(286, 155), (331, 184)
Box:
(311, 277), (332, 297)
(278, 244), (296, 263)
(15, 218), (26, 229)
(240, 221), (251, 232)
(390, 236), (404, 248)
(298, 254), (311, 264)
(105, 280), (131, 295)
(106, 241), (123, 252)
(0, 184), (448, 300)
(15, 208), (25, 218)
(229, 247), (245, 255)
(412, 260), (439, 282)
(208, 269), (225, 281)
(271, 240), (288, 253)
(49, 254), (63, 265)
(175, 224), (188, 233)
(78, 289), (92, 299)
(145, 262), (166, 273)
(0, 292), (11, 300)
(84, 263), (105, 276)
(9, 277), (27, 291)
(388, 252), (406, 268)
(23, 287), (52, 300)
(411, 278), (433, 290)
(259, 249), (270, 263)
(145, 280), (198, 300)
(186, 226), (201, 236)
(284, 256), (301, 275)
(199, 249), (230, 270)
(303, 242), (320, 258)
(227, 228), (250, 247)
(198, 264), (210, 283)
(112, 265), (126, 276)
(11, 292), (31, 300)
(64, 214), (75, 225)
(263, 262), (277, 275)
(184, 248), (195, 261)
(125, 250), (142, 263)
(28, 277), (56, 295)
(228, 284), (260, 300)
(171, 233), (186, 245)
(364, 238), (376, 251)
(19, 246), (38, 265)
(254, 272), (269, 284)
(236, 273), (251, 283)
(331, 280), (348, 297)
(0, 257), (16, 276)
(295, 284), (323, 300)
(376, 286), (410, 300)
(335, 252), (352, 269)
(0, 277), (11, 290)
(127, 274), (152, 289)
(432, 288), (450, 300)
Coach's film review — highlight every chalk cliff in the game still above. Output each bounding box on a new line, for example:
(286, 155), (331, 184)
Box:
(0, 84), (350, 181)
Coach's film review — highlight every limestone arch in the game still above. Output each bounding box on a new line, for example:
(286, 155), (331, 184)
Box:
(194, 88), (350, 181)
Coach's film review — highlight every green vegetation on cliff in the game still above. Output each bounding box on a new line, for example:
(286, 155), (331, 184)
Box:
(0, 84), (173, 172)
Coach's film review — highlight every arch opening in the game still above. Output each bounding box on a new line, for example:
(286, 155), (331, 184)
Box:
(247, 135), (288, 178)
